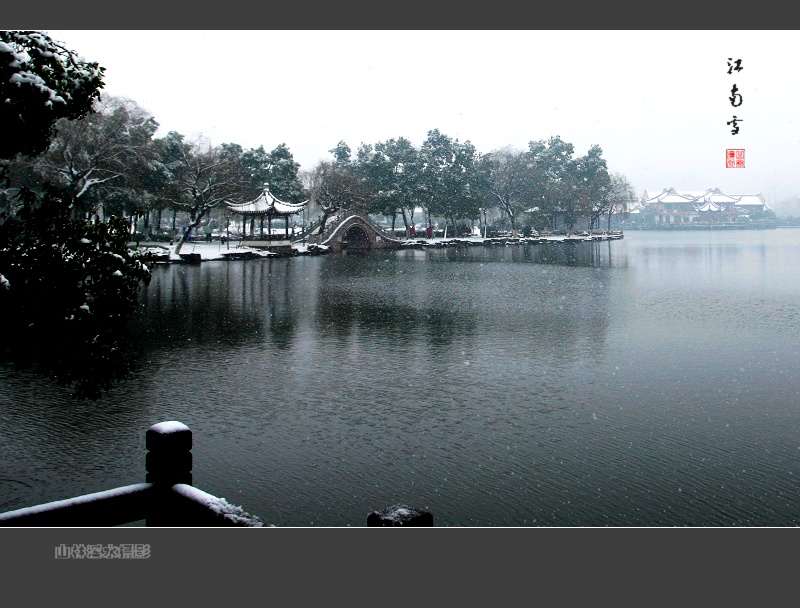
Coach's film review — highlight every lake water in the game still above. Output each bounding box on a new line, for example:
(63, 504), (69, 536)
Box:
(2, 229), (799, 526)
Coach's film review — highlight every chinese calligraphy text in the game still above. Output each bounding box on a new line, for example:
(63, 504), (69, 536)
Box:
(726, 58), (744, 138)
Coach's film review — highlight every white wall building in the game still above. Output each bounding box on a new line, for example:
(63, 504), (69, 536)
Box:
(640, 188), (770, 224)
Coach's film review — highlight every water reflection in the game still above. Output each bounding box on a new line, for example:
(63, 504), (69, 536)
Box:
(3, 233), (799, 525)
(141, 263), (266, 350)
(420, 241), (629, 269)
(315, 253), (478, 348)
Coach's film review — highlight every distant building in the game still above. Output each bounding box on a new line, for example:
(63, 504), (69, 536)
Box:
(640, 188), (771, 224)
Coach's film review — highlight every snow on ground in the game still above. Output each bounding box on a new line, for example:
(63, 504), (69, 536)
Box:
(292, 242), (329, 254)
(130, 241), (331, 261)
(129, 241), (276, 261)
(168, 242), (276, 260)
(129, 233), (615, 263)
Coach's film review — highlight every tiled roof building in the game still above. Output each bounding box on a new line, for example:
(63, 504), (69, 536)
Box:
(640, 188), (770, 224)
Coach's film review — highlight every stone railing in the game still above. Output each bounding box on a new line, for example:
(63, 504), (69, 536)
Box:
(0, 421), (265, 527)
(0, 421), (433, 527)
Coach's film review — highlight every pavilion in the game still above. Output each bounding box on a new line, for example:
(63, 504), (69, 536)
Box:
(225, 184), (307, 253)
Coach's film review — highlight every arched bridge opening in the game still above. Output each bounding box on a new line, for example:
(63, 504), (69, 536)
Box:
(343, 225), (371, 250)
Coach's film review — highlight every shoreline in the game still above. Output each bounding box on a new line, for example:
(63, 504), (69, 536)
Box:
(130, 233), (625, 264)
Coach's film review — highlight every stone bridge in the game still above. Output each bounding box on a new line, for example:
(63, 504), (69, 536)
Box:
(319, 214), (405, 253)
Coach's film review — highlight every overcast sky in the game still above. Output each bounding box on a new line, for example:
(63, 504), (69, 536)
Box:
(46, 30), (800, 212)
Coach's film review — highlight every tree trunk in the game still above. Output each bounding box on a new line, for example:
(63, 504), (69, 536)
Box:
(502, 201), (518, 237)
(173, 205), (211, 255)
(173, 225), (191, 255)
(317, 211), (331, 244)
(132, 214), (141, 247)
(173, 216), (201, 255)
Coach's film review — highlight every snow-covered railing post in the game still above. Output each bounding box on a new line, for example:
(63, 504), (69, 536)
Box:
(367, 504), (434, 527)
(145, 421), (265, 527)
(145, 420), (192, 526)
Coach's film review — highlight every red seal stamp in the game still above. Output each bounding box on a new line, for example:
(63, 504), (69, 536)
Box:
(726, 149), (745, 168)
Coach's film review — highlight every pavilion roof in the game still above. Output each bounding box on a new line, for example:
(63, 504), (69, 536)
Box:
(226, 184), (307, 216)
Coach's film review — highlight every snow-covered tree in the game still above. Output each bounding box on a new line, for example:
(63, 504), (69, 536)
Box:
(0, 31), (104, 161)
(158, 135), (253, 254)
(604, 172), (636, 230)
(419, 129), (483, 237)
(0, 185), (151, 398)
(527, 136), (578, 230)
(0, 33), (154, 399)
(357, 137), (421, 235)
(238, 144), (271, 191)
(308, 159), (373, 241)
(481, 146), (536, 236)
(264, 143), (306, 204)
(573, 144), (611, 230)
(34, 96), (159, 217)
(329, 140), (352, 166)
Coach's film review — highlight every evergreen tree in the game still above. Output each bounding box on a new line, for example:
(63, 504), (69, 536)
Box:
(419, 129), (483, 236)
(0, 186), (151, 398)
(264, 143), (305, 203)
(573, 145), (611, 230)
(0, 31), (104, 161)
(34, 96), (160, 218)
(0, 32), (153, 398)
(527, 136), (578, 230)
(329, 141), (352, 167)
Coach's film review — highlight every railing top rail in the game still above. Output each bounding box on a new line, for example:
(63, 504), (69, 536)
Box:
(170, 484), (265, 527)
(0, 483), (155, 527)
